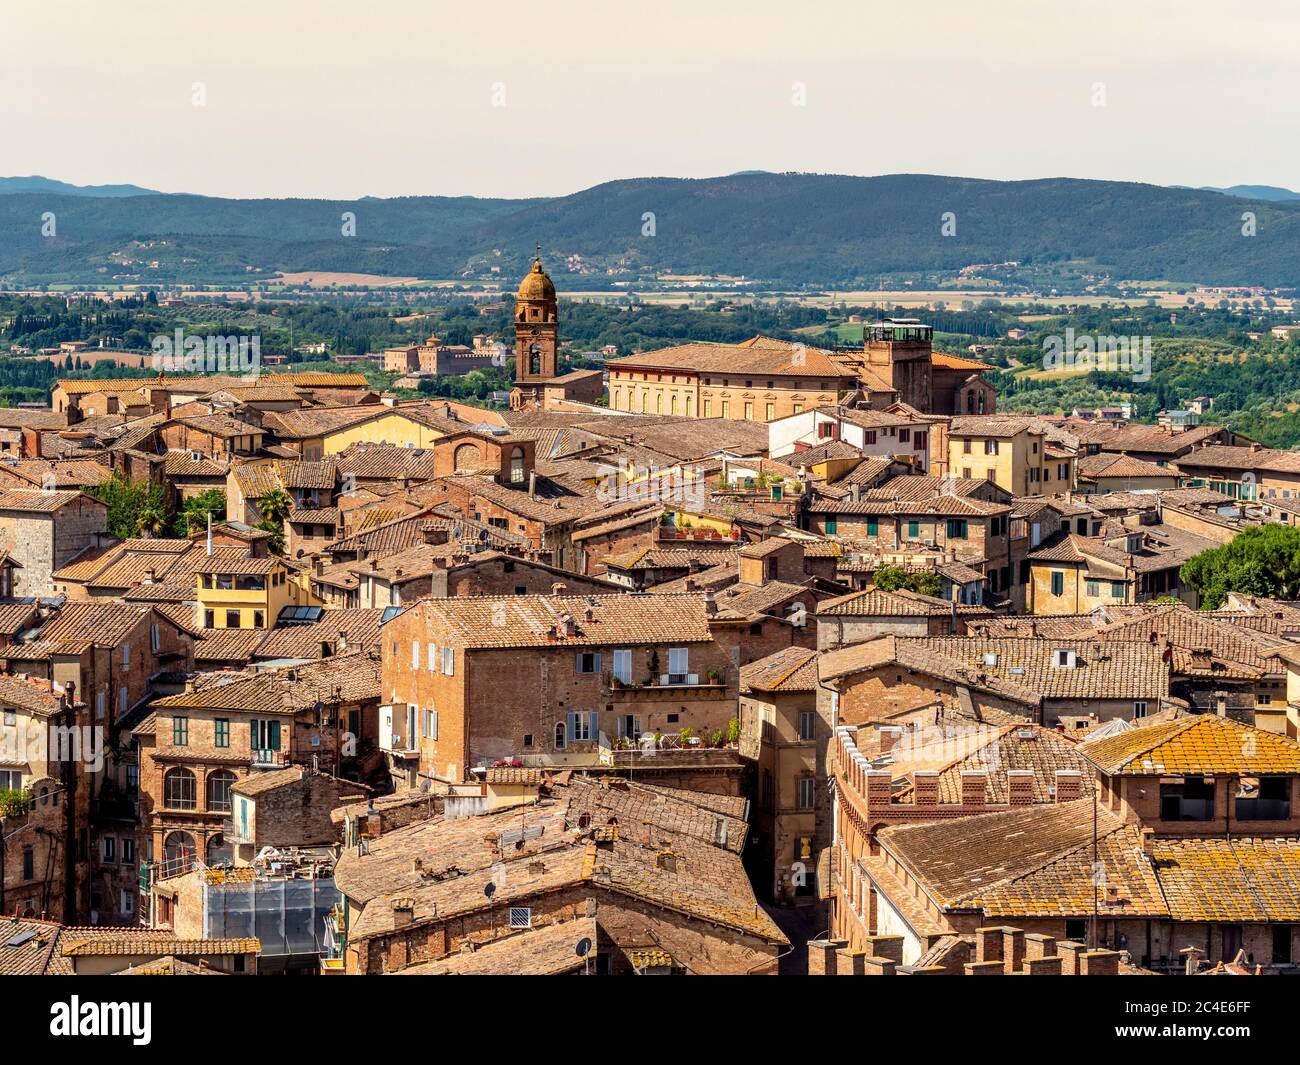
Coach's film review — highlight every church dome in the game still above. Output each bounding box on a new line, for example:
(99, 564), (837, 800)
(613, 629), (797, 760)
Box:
(517, 258), (556, 302)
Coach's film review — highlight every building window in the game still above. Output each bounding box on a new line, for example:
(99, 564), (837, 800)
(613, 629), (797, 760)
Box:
(509, 907), (532, 929)
(1159, 778), (1215, 821)
(1086, 580), (1099, 597)
(22, 847), (33, 881)
(510, 448), (526, 484)
(667, 647), (689, 682)
(797, 776), (815, 810)
(984, 440), (999, 455)
(2, 709), (14, 726)
(825, 518), (837, 535)
(1237, 776), (1290, 821)
(1111, 581), (1124, 599)
(576, 651), (600, 674)
(946, 519), (968, 539)
(207, 769), (236, 813)
(164, 768), (197, 810)
(204, 610), (214, 628)
(225, 609), (241, 628)
(441, 647), (454, 676)
(214, 718), (230, 748)
(102, 836), (115, 862)
(866, 518), (878, 537)
(554, 721), (566, 749)
(798, 710), (816, 741)
(172, 716), (189, 746)
(122, 838), (135, 865)
(1051, 571), (1064, 596)
(1133, 701), (1148, 719)
(253, 610), (264, 628)
(251, 719), (282, 754)
(612, 649), (633, 685)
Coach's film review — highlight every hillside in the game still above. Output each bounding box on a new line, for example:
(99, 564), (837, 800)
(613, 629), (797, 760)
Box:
(3, 173), (1300, 288)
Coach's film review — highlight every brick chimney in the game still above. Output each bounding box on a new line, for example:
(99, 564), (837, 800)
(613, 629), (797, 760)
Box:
(1054, 769), (1083, 803)
(1007, 769), (1035, 806)
(913, 769), (939, 807)
(865, 769), (891, 809)
(391, 897), (414, 929)
(960, 770), (987, 807)
(878, 726), (903, 754)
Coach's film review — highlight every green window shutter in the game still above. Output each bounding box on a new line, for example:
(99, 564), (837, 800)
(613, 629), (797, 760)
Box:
(269, 720), (281, 751)
(866, 518), (878, 537)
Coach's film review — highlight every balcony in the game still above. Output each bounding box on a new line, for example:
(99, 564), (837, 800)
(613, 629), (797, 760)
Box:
(604, 673), (726, 700)
(250, 748), (287, 769)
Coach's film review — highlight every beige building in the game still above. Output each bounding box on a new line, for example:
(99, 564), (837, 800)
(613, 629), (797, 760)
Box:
(606, 337), (860, 421)
(945, 416), (1073, 496)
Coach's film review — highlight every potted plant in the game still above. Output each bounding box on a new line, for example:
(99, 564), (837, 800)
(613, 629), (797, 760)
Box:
(706, 669), (720, 685)
(709, 729), (725, 748)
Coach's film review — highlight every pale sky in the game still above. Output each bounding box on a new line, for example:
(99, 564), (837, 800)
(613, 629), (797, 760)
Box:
(3, 0), (1298, 200)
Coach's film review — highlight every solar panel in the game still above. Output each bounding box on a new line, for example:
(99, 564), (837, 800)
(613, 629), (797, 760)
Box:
(4, 929), (38, 948)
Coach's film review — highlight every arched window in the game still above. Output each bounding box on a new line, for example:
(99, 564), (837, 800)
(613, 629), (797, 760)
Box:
(453, 442), (481, 473)
(164, 768), (196, 810)
(206, 834), (233, 865)
(966, 391), (976, 414)
(206, 769), (236, 813)
(529, 343), (542, 375)
(164, 830), (196, 869)
(554, 721), (566, 749)
(510, 448), (526, 485)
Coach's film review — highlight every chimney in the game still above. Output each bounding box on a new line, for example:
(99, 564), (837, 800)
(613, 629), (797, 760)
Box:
(1007, 769), (1034, 806)
(144, 567), (157, 585)
(391, 897), (414, 929)
(960, 770), (987, 807)
(684, 576), (697, 593)
(561, 613), (576, 637)
(655, 850), (677, 873)
(703, 591), (717, 617)
(1140, 826), (1155, 858)
(1053, 769), (1083, 803)
(912, 769), (939, 807)
(338, 629), (348, 653)
(528, 470), (537, 500)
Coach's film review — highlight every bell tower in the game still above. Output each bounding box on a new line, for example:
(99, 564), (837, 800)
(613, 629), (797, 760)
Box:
(511, 251), (559, 411)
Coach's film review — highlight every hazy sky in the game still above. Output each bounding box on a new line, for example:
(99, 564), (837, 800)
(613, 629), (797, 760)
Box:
(3, 0), (1298, 200)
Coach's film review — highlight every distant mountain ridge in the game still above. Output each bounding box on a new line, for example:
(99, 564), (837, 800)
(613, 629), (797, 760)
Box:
(3, 172), (1300, 288)
(0, 175), (161, 198)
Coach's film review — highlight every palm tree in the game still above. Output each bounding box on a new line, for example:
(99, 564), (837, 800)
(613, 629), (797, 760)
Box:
(135, 506), (166, 538)
(258, 488), (293, 525)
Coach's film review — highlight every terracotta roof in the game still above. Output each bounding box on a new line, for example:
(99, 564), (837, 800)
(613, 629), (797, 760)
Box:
(739, 646), (819, 693)
(1153, 837), (1300, 922)
(0, 673), (67, 717)
(608, 336), (854, 378)
(817, 587), (986, 618)
(0, 488), (99, 512)
(1080, 715), (1300, 776)
(405, 593), (714, 649)
(395, 919), (596, 976)
(154, 651), (381, 713)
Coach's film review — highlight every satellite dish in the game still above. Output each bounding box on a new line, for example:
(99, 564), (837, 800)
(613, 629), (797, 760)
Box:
(575, 937), (592, 958)
(484, 881), (496, 898)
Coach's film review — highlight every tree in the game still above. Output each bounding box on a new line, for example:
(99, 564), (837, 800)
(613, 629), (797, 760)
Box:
(135, 506), (166, 538)
(174, 488), (227, 537)
(872, 565), (942, 598)
(1180, 525), (1300, 609)
(255, 488), (293, 556)
(86, 474), (170, 541)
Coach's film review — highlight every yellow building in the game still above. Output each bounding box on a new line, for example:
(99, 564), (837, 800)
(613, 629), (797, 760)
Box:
(946, 416), (1072, 496)
(606, 337), (860, 422)
(195, 556), (313, 629)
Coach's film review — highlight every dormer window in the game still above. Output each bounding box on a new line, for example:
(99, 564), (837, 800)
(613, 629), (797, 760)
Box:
(1053, 648), (1077, 668)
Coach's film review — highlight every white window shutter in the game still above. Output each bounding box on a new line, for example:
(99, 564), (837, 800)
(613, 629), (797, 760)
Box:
(412, 640), (420, 669)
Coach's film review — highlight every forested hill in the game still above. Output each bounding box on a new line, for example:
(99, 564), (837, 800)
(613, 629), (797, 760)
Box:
(3, 172), (1299, 288)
